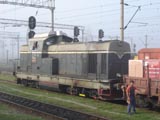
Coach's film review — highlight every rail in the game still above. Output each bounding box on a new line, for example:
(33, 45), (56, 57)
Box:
(0, 92), (108, 120)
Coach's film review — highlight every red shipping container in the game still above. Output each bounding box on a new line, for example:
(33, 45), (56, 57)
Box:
(128, 59), (160, 79)
(144, 59), (160, 79)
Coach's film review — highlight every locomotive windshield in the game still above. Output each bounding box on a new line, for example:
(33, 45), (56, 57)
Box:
(45, 35), (73, 46)
(45, 36), (58, 46)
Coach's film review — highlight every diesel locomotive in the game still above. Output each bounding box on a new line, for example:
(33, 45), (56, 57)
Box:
(16, 31), (131, 100)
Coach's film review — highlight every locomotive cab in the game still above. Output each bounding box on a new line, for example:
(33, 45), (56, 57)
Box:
(19, 31), (71, 75)
(30, 31), (73, 53)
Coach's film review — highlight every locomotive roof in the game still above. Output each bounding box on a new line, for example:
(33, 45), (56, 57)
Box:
(48, 40), (130, 53)
(21, 31), (130, 53)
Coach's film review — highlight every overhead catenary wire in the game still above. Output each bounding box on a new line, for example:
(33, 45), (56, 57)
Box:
(1, 1), (160, 24)
(53, 2), (160, 23)
(0, 1), (160, 48)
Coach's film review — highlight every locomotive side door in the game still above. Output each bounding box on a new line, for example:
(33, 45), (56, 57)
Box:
(29, 40), (44, 74)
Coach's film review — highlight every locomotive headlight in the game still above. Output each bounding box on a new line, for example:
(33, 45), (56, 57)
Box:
(116, 73), (122, 78)
(46, 41), (52, 45)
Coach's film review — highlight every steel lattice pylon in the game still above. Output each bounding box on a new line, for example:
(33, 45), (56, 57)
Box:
(0, 0), (53, 9)
(0, 0), (55, 30)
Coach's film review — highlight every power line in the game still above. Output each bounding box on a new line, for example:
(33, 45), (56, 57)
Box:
(53, 2), (160, 22)
(55, 7), (135, 21)
(124, 6), (141, 30)
(55, 0), (146, 14)
(0, 18), (85, 30)
(56, 3), (120, 14)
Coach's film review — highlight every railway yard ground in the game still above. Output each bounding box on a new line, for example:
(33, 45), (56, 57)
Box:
(0, 101), (43, 120)
(0, 73), (160, 120)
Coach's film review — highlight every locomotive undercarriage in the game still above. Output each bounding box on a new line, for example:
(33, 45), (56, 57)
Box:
(16, 73), (124, 100)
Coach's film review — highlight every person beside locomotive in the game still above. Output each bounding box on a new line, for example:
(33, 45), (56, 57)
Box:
(126, 80), (140, 115)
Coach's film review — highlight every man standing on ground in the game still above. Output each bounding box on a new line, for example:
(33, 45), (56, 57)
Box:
(126, 80), (137, 115)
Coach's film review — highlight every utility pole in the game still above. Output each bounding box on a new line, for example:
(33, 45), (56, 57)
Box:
(120, 0), (124, 41)
(50, 0), (55, 31)
(130, 38), (133, 52)
(2, 41), (5, 61)
(17, 35), (20, 59)
(133, 44), (136, 53)
(11, 40), (16, 60)
(11, 40), (14, 59)
(6, 50), (8, 64)
(82, 29), (84, 42)
(145, 35), (148, 48)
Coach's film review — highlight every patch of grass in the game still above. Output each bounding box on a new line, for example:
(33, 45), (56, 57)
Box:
(0, 74), (16, 81)
(0, 102), (44, 120)
(0, 82), (159, 120)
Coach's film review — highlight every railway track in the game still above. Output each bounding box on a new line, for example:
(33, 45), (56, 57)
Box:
(0, 92), (107, 120)
(0, 79), (16, 84)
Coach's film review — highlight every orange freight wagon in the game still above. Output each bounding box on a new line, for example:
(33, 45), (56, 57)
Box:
(123, 53), (160, 107)
(138, 48), (160, 60)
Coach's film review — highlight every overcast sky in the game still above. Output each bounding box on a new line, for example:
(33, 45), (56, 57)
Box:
(0, 0), (160, 52)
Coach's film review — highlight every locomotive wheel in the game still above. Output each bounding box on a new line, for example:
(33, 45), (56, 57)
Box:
(66, 87), (78, 95)
(16, 78), (21, 84)
(34, 82), (39, 88)
(59, 85), (67, 93)
(89, 90), (98, 98)
(22, 80), (28, 87)
(72, 88), (79, 95)
(66, 87), (72, 94)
